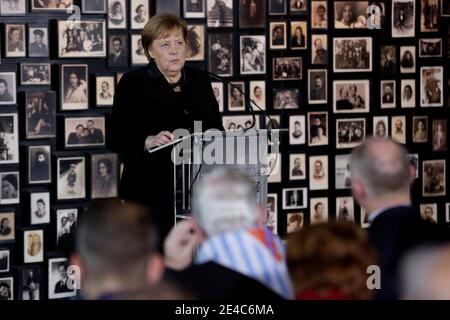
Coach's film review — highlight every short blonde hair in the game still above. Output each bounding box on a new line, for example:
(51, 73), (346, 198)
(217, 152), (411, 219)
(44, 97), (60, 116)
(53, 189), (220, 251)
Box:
(141, 13), (188, 60)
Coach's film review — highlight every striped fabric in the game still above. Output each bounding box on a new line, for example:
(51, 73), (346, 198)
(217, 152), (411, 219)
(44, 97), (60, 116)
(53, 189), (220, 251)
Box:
(195, 227), (294, 299)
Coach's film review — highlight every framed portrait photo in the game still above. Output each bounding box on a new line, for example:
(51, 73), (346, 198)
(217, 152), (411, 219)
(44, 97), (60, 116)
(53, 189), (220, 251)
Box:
(267, 153), (282, 183)
(401, 79), (415, 108)
(380, 45), (396, 75)
(60, 64), (89, 111)
(373, 116), (389, 138)
(82, 0), (106, 13)
(333, 37), (372, 73)
(336, 118), (366, 149)
(0, 113), (19, 164)
(412, 116), (428, 143)
(420, 66), (443, 107)
(432, 119), (447, 152)
(21, 63), (51, 86)
(56, 209), (78, 245)
(310, 197), (328, 224)
(0, 212), (15, 242)
(266, 193), (278, 235)
(282, 187), (307, 210)
(287, 213), (304, 234)
(228, 82), (246, 112)
(420, 204), (438, 223)
(131, 34), (148, 66)
(208, 32), (233, 77)
(392, 0), (415, 38)
(309, 155), (328, 190)
(28, 145), (51, 184)
(0, 249), (9, 273)
(31, 0), (72, 11)
(91, 153), (119, 199)
(57, 156), (86, 200)
(335, 154), (351, 189)
(269, 22), (287, 50)
(207, 0), (233, 27)
(48, 258), (77, 299)
(0, 172), (20, 205)
(273, 57), (302, 80)
(25, 91), (56, 139)
(184, 0), (206, 18)
(19, 266), (41, 300)
(28, 27), (49, 57)
(336, 197), (355, 223)
(24, 229), (44, 263)
(308, 69), (327, 104)
(249, 80), (266, 111)
(290, 21), (307, 50)
(308, 111), (328, 146)
(333, 80), (370, 113)
(289, 153), (306, 180)
(58, 20), (107, 58)
(420, 0), (439, 32)
(30, 192), (50, 225)
(0, 72), (17, 105)
(423, 160), (446, 197)
(0, 0), (26, 15)
(240, 35), (266, 75)
(5, 24), (26, 57)
(419, 38), (442, 58)
(380, 80), (396, 109)
(186, 25), (205, 61)
(311, 34), (328, 65)
(312, 1), (327, 29)
(65, 116), (106, 148)
(289, 115), (305, 145)
(0, 277), (13, 300)
(108, 0), (127, 29)
(334, 1), (368, 29)
(239, 0), (266, 28)
(108, 34), (129, 67)
(391, 116), (406, 144)
(96, 76), (115, 107)
(130, 0), (150, 29)
(400, 46), (416, 73)
(273, 88), (299, 109)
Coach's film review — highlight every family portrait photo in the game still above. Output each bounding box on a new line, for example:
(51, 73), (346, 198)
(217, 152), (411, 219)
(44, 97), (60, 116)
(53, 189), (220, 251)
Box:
(58, 20), (106, 58)
(65, 117), (106, 148)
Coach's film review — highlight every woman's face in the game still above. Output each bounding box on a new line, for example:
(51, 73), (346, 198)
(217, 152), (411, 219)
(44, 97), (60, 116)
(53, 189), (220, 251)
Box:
(114, 3), (122, 13)
(98, 162), (108, 177)
(254, 87), (262, 98)
(137, 6), (146, 17)
(232, 87), (241, 98)
(377, 123), (385, 134)
(149, 30), (187, 75)
(342, 5), (353, 23)
(0, 83), (6, 95)
(2, 181), (15, 196)
(317, 126), (324, 136)
(418, 121), (424, 130)
(295, 27), (301, 37)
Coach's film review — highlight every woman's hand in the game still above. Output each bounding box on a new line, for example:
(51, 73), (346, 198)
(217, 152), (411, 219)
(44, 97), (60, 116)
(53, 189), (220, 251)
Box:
(145, 131), (174, 149)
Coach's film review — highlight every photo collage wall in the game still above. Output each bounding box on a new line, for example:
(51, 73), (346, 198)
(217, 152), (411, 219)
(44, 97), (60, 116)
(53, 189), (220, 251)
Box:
(0, 0), (449, 300)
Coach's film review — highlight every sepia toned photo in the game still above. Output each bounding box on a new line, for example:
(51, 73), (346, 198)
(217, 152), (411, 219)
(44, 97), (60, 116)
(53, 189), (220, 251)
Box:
(273, 88), (299, 109)
(20, 266), (40, 300)
(250, 80), (266, 110)
(108, 34), (128, 67)
(24, 230), (44, 263)
(273, 57), (302, 80)
(282, 188), (307, 210)
(401, 79), (415, 108)
(211, 82), (224, 112)
(266, 193), (278, 235)
(309, 155), (328, 190)
(130, 0), (150, 30)
(420, 0), (439, 32)
(184, 0), (206, 18)
(419, 38), (442, 57)
(0, 0), (26, 15)
(31, 0), (72, 11)
(96, 76), (115, 106)
(269, 22), (287, 50)
(420, 203), (438, 223)
(0, 114), (19, 164)
(239, 0), (266, 28)
(61, 65), (88, 110)
(400, 46), (416, 73)
(48, 258), (77, 299)
(207, 0), (233, 27)
(240, 35), (266, 75)
(0, 72), (17, 105)
(269, 0), (286, 15)
(131, 34), (147, 66)
(30, 192), (50, 225)
(5, 24), (26, 57)
(308, 69), (327, 104)
(28, 145), (51, 184)
(82, 0), (106, 13)
(222, 115), (260, 132)
(289, 153), (306, 180)
(228, 82), (245, 111)
(421, 66), (443, 107)
(108, 0), (127, 29)
(289, 115), (305, 145)
(413, 116), (428, 143)
(186, 25), (205, 61)
(423, 160), (446, 197)
(311, 34), (328, 65)
(335, 154), (351, 189)
(208, 32), (233, 76)
(333, 80), (369, 113)
(65, 117), (105, 148)
(310, 197), (328, 225)
(290, 21), (307, 50)
(28, 27), (49, 57)
(290, 0), (307, 14)
(56, 209), (78, 245)
(334, 37), (372, 72)
(391, 116), (406, 144)
(58, 20), (106, 58)
(373, 116), (389, 138)
(308, 112), (328, 146)
(21, 63), (51, 85)
(336, 118), (366, 149)
(336, 197), (355, 223)
(380, 80), (396, 109)
(392, 0), (415, 38)
(91, 153), (119, 199)
(334, 1), (368, 29)
(25, 91), (56, 139)
(0, 212), (15, 242)
(380, 45), (396, 74)
(432, 120), (447, 152)
(267, 153), (282, 183)
(312, 1), (327, 29)
(57, 157), (86, 200)
(287, 213), (304, 234)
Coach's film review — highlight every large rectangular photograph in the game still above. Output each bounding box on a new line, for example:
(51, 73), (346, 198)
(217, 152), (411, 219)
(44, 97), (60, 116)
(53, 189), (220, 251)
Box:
(334, 1), (368, 29)
(333, 80), (369, 113)
(240, 35), (266, 75)
(336, 118), (366, 149)
(31, 0), (72, 11)
(21, 63), (51, 85)
(91, 153), (119, 199)
(25, 91), (56, 139)
(392, 0), (415, 38)
(65, 117), (106, 148)
(48, 258), (77, 299)
(333, 37), (372, 72)
(60, 65), (89, 110)
(58, 20), (106, 58)
(208, 32), (233, 77)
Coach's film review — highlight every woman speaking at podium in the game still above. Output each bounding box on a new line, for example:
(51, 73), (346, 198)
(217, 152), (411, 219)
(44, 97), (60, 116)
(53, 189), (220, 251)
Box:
(110, 14), (224, 238)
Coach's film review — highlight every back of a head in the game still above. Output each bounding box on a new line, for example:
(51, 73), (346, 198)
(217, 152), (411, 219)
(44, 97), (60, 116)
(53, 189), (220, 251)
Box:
(287, 222), (378, 300)
(192, 168), (260, 237)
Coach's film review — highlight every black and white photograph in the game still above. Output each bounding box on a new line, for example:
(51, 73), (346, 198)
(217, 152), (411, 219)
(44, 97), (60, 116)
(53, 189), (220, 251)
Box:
(413, 116), (428, 143)
(28, 27), (49, 57)
(186, 25), (205, 61)
(400, 46), (416, 73)
(28, 145), (51, 184)
(432, 119), (447, 152)
(0, 0), (25, 15)
(273, 88), (299, 109)
(310, 197), (328, 225)
(392, 0), (415, 38)
(0, 114), (19, 164)
(334, 1), (368, 29)
(408, 153), (419, 178)
(56, 209), (77, 245)
(0, 172), (19, 205)
(419, 38), (442, 57)
(333, 37), (372, 72)
(5, 24), (26, 57)
(184, 0), (206, 18)
(58, 20), (106, 58)
(20, 267), (40, 300)
(96, 76), (115, 106)
(0, 277), (13, 300)
(282, 187), (307, 210)
(289, 115), (305, 145)
(273, 57), (302, 80)
(267, 153), (281, 183)
(108, 34), (128, 67)
(222, 115), (260, 131)
(391, 116), (406, 144)
(240, 35), (266, 75)
(421, 66), (443, 107)
(333, 80), (370, 113)
(82, 0), (106, 13)
(335, 154), (351, 189)
(311, 34), (328, 65)
(61, 64), (89, 110)
(24, 229), (43, 263)
(266, 115), (280, 130)
(420, 0), (439, 32)
(269, 22), (287, 50)
(380, 45), (396, 75)
(249, 80), (266, 110)
(48, 258), (76, 299)
(423, 160), (446, 197)
(309, 155), (328, 190)
(31, 0), (72, 11)
(290, 21), (307, 50)
(308, 112), (328, 146)
(228, 82), (245, 111)
(336, 197), (355, 223)
(30, 192), (50, 225)
(208, 32), (233, 76)
(65, 117), (105, 148)
(0, 249), (9, 273)
(380, 80), (396, 109)
(420, 204), (438, 223)
(131, 0), (150, 29)
(401, 79), (415, 108)
(20, 63), (51, 85)
(289, 153), (306, 180)
(290, 0), (307, 14)
(266, 193), (277, 235)
(0, 72), (16, 105)
(239, 0), (266, 28)
(287, 213), (304, 234)
(373, 116), (388, 138)
(308, 69), (327, 104)
(108, 0), (127, 29)
(336, 118), (366, 149)
(211, 82), (224, 112)
(57, 157), (86, 200)
(269, 0), (286, 15)
(312, 1), (327, 29)
(25, 91), (56, 139)
(207, 0), (233, 27)
(91, 153), (118, 199)
(0, 212), (15, 242)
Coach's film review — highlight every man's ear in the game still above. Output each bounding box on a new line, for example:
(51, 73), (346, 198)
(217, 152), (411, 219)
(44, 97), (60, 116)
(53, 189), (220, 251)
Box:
(408, 163), (417, 186)
(146, 254), (164, 286)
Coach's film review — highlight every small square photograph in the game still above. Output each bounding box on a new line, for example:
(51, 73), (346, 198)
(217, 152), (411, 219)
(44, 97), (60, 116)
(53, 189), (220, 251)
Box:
(131, 0), (150, 29)
(0, 212), (15, 242)
(401, 79), (415, 108)
(265, 115), (280, 130)
(28, 27), (49, 57)
(333, 37), (372, 72)
(222, 115), (260, 132)
(0, 173), (19, 205)
(273, 88), (299, 109)
(432, 120), (447, 152)
(309, 155), (328, 190)
(207, 0), (233, 27)
(25, 91), (57, 139)
(184, 0), (206, 18)
(130, 34), (150, 64)
(290, 21), (307, 49)
(310, 197), (328, 225)
(48, 258), (77, 299)
(391, 116), (406, 144)
(287, 213), (304, 234)
(208, 32), (233, 76)
(239, 0), (266, 28)
(82, 0), (106, 13)
(20, 266), (40, 300)
(250, 80), (266, 111)
(380, 45), (396, 74)
(269, 22), (287, 50)
(56, 209), (77, 245)
(269, 0), (286, 15)
(0, 72), (17, 105)
(31, 0), (72, 11)
(333, 80), (370, 113)
(419, 38), (442, 57)
(61, 64), (89, 110)
(211, 82), (224, 112)
(381, 80), (396, 109)
(58, 20), (106, 58)
(392, 0), (415, 38)
(408, 154), (419, 178)
(400, 46), (416, 73)
(423, 160), (446, 197)
(228, 82), (246, 111)
(373, 116), (389, 138)
(312, 1), (328, 29)
(96, 76), (115, 107)
(65, 117), (105, 148)
(5, 24), (26, 57)
(289, 115), (305, 145)
(0, 0), (26, 15)
(334, 1), (368, 29)
(412, 116), (428, 143)
(240, 35), (266, 75)
(273, 57), (302, 80)
(0, 114), (19, 164)
(282, 188), (307, 210)
(108, 0), (127, 29)
(337, 118), (366, 149)
(24, 229), (44, 263)
(336, 197), (355, 223)
(108, 34), (129, 67)
(0, 249), (9, 273)
(267, 153), (282, 183)
(420, 0), (439, 32)
(186, 25), (205, 61)
(30, 192), (50, 225)
(21, 63), (51, 85)
(266, 193), (278, 235)
(91, 153), (118, 199)
(289, 153), (306, 180)
(308, 70), (327, 104)
(421, 66), (443, 107)
(420, 204), (438, 223)
(28, 145), (51, 184)
(290, 0), (307, 14)
(57, 157), (86, 200)
(0, 277), (13, 300)
(311, 34), (328, 65)
(335, 154), (351, 189)
(308, 112), (328, 146)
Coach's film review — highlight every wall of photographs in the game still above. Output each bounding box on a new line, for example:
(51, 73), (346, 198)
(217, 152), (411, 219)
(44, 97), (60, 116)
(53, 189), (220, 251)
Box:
(0, 0), (449, 300)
